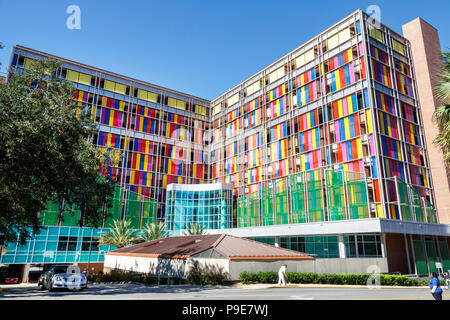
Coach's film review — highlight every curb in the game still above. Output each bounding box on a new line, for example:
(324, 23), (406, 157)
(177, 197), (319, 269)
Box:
(238, 284), (431, 289)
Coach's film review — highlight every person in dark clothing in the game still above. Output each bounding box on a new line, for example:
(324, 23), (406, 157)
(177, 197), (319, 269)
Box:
(429, 272), (443, 300)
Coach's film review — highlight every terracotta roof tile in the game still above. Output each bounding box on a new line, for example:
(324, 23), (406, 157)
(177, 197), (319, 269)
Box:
(106, 234), (314, 261)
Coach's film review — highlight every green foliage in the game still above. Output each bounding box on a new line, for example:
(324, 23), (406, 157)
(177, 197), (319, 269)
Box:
(183, 222), (206, 236)
(88, 270), (159, 285)
(239, 271), (422, 286)
(134, 222), (168, 243)
(0, 58), (117, 243)
(185, 263), (228, 285)
(98, 219), (139, 248)
(433, 51), (450, 166)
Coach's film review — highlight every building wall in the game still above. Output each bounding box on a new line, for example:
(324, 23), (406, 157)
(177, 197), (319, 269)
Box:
(229, 258), (388, 280)
(384, 233), (410, 274)
(103, 255), (230, 278)
(402, 18), (450, 224)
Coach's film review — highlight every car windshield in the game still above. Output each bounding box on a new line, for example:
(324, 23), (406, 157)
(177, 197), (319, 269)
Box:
(53, 266), (69, 273)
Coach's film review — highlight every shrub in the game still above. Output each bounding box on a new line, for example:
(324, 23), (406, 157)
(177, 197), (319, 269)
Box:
(239, 271), (422, 286)
(186, 264), (228, 285)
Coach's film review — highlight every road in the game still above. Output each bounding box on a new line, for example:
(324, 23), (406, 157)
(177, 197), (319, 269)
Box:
(0, 283), (448, 300)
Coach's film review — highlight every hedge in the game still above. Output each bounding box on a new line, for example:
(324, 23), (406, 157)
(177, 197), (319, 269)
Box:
(239, 271), (428, 286)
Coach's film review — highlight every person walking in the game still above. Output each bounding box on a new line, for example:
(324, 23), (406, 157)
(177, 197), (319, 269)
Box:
(429, 272), (443, 300)
(278, 264), (287, 286)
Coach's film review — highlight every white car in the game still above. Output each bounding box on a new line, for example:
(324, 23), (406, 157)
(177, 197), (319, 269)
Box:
(40, 265), (87, 292)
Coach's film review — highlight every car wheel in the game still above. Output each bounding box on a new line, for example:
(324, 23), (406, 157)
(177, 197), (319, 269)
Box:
(39, 284), (45, 290)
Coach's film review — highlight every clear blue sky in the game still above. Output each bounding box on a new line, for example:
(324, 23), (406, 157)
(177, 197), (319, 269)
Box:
(0, 0), (448, 100)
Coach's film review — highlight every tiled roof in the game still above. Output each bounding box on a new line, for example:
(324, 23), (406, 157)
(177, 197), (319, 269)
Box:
(106, 234), (314, 261)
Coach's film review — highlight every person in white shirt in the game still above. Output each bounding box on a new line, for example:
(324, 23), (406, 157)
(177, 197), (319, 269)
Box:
(278, 264), (287, 286)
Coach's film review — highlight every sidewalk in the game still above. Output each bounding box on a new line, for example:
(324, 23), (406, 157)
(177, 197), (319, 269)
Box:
(232, 283), (431, 289)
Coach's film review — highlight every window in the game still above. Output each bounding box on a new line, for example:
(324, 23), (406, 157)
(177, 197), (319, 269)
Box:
(81, 237), (99, 251)
(345, 234), (382, 257)
(57, 236), (78, 251)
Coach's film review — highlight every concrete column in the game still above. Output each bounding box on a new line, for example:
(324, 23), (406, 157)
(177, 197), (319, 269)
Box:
(380, 233), (387, 258)
(409, 234), (418, 276)
(338, 234), (346, 258)
(21, 264), (31, 284)
(404, 234), (412, 275)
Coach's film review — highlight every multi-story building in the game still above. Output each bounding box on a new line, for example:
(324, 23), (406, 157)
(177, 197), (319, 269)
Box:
(1, 9), (449, 279)
(203, 9), (449, 276)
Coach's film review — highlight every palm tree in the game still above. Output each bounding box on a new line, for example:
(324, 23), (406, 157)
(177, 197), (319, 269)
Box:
(98, 219), (138, 248)
(183, 222), (206, 235)
(433, 51), (450, 166)
(134, 222), (168, 243)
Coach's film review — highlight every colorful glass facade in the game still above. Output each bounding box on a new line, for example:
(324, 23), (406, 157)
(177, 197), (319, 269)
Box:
(3, 10), (441, 260)
(209, 10), (437, 226)
(9, 48), (210, 226)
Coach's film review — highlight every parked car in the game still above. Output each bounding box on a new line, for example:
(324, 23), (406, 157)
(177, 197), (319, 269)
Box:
(5, 276), (19, 284)
(39, 265), (86, 291)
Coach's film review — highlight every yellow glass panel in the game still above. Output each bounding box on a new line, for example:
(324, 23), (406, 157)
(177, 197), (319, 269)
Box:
(114, 83), (126, 94)
(392, 39), (405, 55)
(213, 104), (221, 115)
(369, 27), (383, 43)
(24, 58), (34, 70)
(138, 89), (148, 100)
(338, 27), (351, 44)
(304, 49), (315, 64)
(195, 104), (206, 115)
(104, 80), (115, 92)
(245, 80), (260, 96)
(227, 93), (239, 106)
(147, 92), (157, 103)
(327, 34), (339, 50)
(167, 97), (177, 108)
(78, 73), (91, 85)
(269, 66), (284, 84)
(66, 70), (80, 82)
(176, 99), (186, 110)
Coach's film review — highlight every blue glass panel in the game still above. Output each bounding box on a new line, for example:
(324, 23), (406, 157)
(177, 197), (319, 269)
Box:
(70, 227), (79, 236)
(46, 241), (57, 251)
(55, 253), (66, 263)
(15, 255), (28, 263)
(48, 227), (60, 236)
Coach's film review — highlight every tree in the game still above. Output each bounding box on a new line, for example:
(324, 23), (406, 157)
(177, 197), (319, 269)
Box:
(183, 222), (206, 236)
(433, 51), (450, 166)
(98, 219), (138, 248)
(134, 222), (168, 243)
(0, 58), (117, 243)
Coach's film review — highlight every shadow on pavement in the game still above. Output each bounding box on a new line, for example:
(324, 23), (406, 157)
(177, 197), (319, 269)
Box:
(0, 283), (230, 299)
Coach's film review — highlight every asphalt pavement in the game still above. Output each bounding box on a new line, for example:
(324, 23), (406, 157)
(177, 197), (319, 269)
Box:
(0, 283), (448, 300)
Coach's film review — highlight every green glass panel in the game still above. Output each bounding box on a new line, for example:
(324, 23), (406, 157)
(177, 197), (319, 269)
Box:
(261, 187), (274, 226)
(290, 173), (306, 224)
(413, 240), (428, 275)
(306, 170), (324, 222)
(345, 171), (369, 219)
(439, 240), (450, 272)
(326, 170), (346, 221)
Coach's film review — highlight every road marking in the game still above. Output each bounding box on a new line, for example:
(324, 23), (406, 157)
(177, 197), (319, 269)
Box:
(290, 295), (314, 300)
(360, 295), (449, 300)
